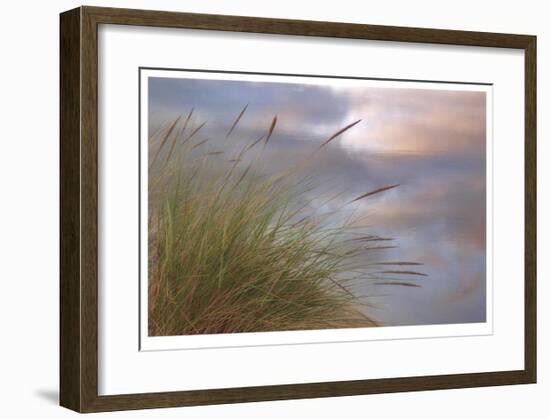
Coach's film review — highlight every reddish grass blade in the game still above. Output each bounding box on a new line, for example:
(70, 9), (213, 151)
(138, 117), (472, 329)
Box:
(190, 138), (209, 150)
(246, 135), (265, 151)
(164, 110), (196, 165)
(186, 121), (207, 142)
(350, 236), (394, 242)
(226, 104), (248, 139)
(373, 262), (423, 266)
(374, 282), (421, 287)
(150, 114), (182, 166)
(348, 184), (400, 203)
(380, 270), (428, 276)
(319, 119), (361, 148)
(264, 116), (278, 146)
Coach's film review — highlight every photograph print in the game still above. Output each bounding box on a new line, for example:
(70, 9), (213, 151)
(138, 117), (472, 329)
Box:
(143, 69), (489, 338)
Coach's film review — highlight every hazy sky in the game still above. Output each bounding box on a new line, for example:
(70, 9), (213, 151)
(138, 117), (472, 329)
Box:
(148, 74), (487, 326)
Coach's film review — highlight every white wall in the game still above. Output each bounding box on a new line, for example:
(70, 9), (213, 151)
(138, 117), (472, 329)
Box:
(0, 0), (546, 417)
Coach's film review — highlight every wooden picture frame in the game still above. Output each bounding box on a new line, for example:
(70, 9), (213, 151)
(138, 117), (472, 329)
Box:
(60, 5), (536, 413)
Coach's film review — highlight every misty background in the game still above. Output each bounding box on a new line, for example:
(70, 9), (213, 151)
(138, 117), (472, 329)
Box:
(148, 74), (487, 326)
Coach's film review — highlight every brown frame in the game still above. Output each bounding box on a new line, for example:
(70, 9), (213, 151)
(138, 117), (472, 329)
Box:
(60, 5), (537, 413)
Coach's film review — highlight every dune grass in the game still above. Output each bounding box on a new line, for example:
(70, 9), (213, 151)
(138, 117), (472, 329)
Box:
(148, 107), (424, 336)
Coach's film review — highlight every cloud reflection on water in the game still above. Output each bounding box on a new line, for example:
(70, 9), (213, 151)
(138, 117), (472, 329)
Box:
(149, 75), (487, 326)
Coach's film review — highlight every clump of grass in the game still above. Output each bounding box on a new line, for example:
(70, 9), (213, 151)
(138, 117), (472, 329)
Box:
(148, 107), (424, 336)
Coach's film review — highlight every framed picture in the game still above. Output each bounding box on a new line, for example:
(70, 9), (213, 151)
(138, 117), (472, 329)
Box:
(60, 6), (536, 413)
